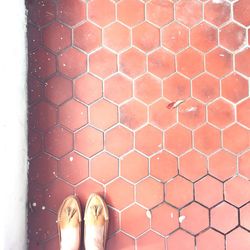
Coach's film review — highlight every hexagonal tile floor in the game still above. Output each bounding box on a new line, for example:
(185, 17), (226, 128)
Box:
(27, 0), (250, 249)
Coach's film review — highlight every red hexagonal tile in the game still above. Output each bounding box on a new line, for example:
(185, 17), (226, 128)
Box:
(237, 99), (250, 128)
(165, 124), (192, 156)
(163, 73), (190, 101)
(178, 98), (206, 129)
(75, 73), (102, 105)
(162, 22), (189, 53)
(223, 123), (249, 153)
(209, 150), (236, 181)
(220, 22), (246, 51)
(42, 22), (71, 53)
(177, 48), (204, 78)
(44, 179), (73, 211)
(226, 227), (250, 250)
(88, 0), (115, 27)
(75, 126), (103, 157)
(28, 130), (42, 158)
(176, 0), (202, 27)
(196, 229), (225, 250)
(28, 209), (57, 242)
(135, 74), (161, 104)
(191, 22), (217, 52)
(137, 231), (165, 250)
(150, 151), (178, 182)
(239, 151), (250, 179)
(135, 125), (162, 156)
(27, 239), (40, 249)
(108, 207), (120, 237)
(194, 124), (221, 155)
(151, 203), (178, 236)
(91, 152), (118, 184)
(45, 75), (72, 105)
(117, 0), (144, 27)
(89, 48), (117, 78)
(132, 22), (160, 52)
(204, 0), (231, 27)
(146, 0), (173, 27)
(104, 74), (132, 104)
(180, 150), (207, 182)
(106, 178), (134, 210)
(221, 73), (249, 103)
(165, 176), (193, 208)
(208, 99), (235, 129)
(74, 22), (101, 52)
(28, 182), (44, 211)
(57, 0), (86, 26)
(149, 99), (176, 129)
(119, 48), (146, 78)
(225, 176), (250, 207)
(148, 48), (175, 78)
(103, 22), (130, 52)
(58, 151), (88, 185)
(27, 24), (40, 52)
(136, 177), (164, 208)
(106, 232), (135, 250)
(28, 0), (56, 26)
(58, 48), (86, 78)
(195, 175), (223, 208)
(45, 126), (73, 158)
(59, 99), (88, 131)
(44, 237), (59, 250)
(29, 101), (57, 131)
(75, 179), (104, 204)
(105, 125), (133, 157)
(28, 76), (42, 105)
(90, 99), (118, 131)
(192, 73), (220, 103)
(29, 48), (56, 80)
(206, 47), (232, 77)
(120, 100), (147, 130)
(240, 203), (250, 230)
(234, 0), (250, 26)
(29, 153), (57, 186)
(121, 204), (149, 237)
(180, 202), (209, 235)
(211, 202), (238, 233)
(121, 151), (148, 183)
(167, 230), (195, 250)
(236, 48), (250, 76)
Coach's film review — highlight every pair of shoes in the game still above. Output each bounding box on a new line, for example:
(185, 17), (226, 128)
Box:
(57, 193), (109, 250)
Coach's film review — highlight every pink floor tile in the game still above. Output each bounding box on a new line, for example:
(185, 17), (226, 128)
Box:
(27, 0), (250, 249)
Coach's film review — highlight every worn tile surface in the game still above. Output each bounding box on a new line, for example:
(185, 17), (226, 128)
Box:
(27, 0), (250, 249)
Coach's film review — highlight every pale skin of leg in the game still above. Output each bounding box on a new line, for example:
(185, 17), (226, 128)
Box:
(84, 225), (105, 250)
(60, 226), (104, 250)
(60, 227), (80, 250)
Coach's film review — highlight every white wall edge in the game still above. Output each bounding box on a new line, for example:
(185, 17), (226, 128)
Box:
(0, 1), (27, 249)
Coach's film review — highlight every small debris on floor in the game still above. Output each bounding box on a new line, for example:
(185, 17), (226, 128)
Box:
(146, 210), (152, 219)
(179, 215), (186, 223)
(167, 100), (185, 109)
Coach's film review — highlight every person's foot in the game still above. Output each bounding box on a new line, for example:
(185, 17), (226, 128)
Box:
(57, 195), (82, 250)
(84, 193), (109, 250)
